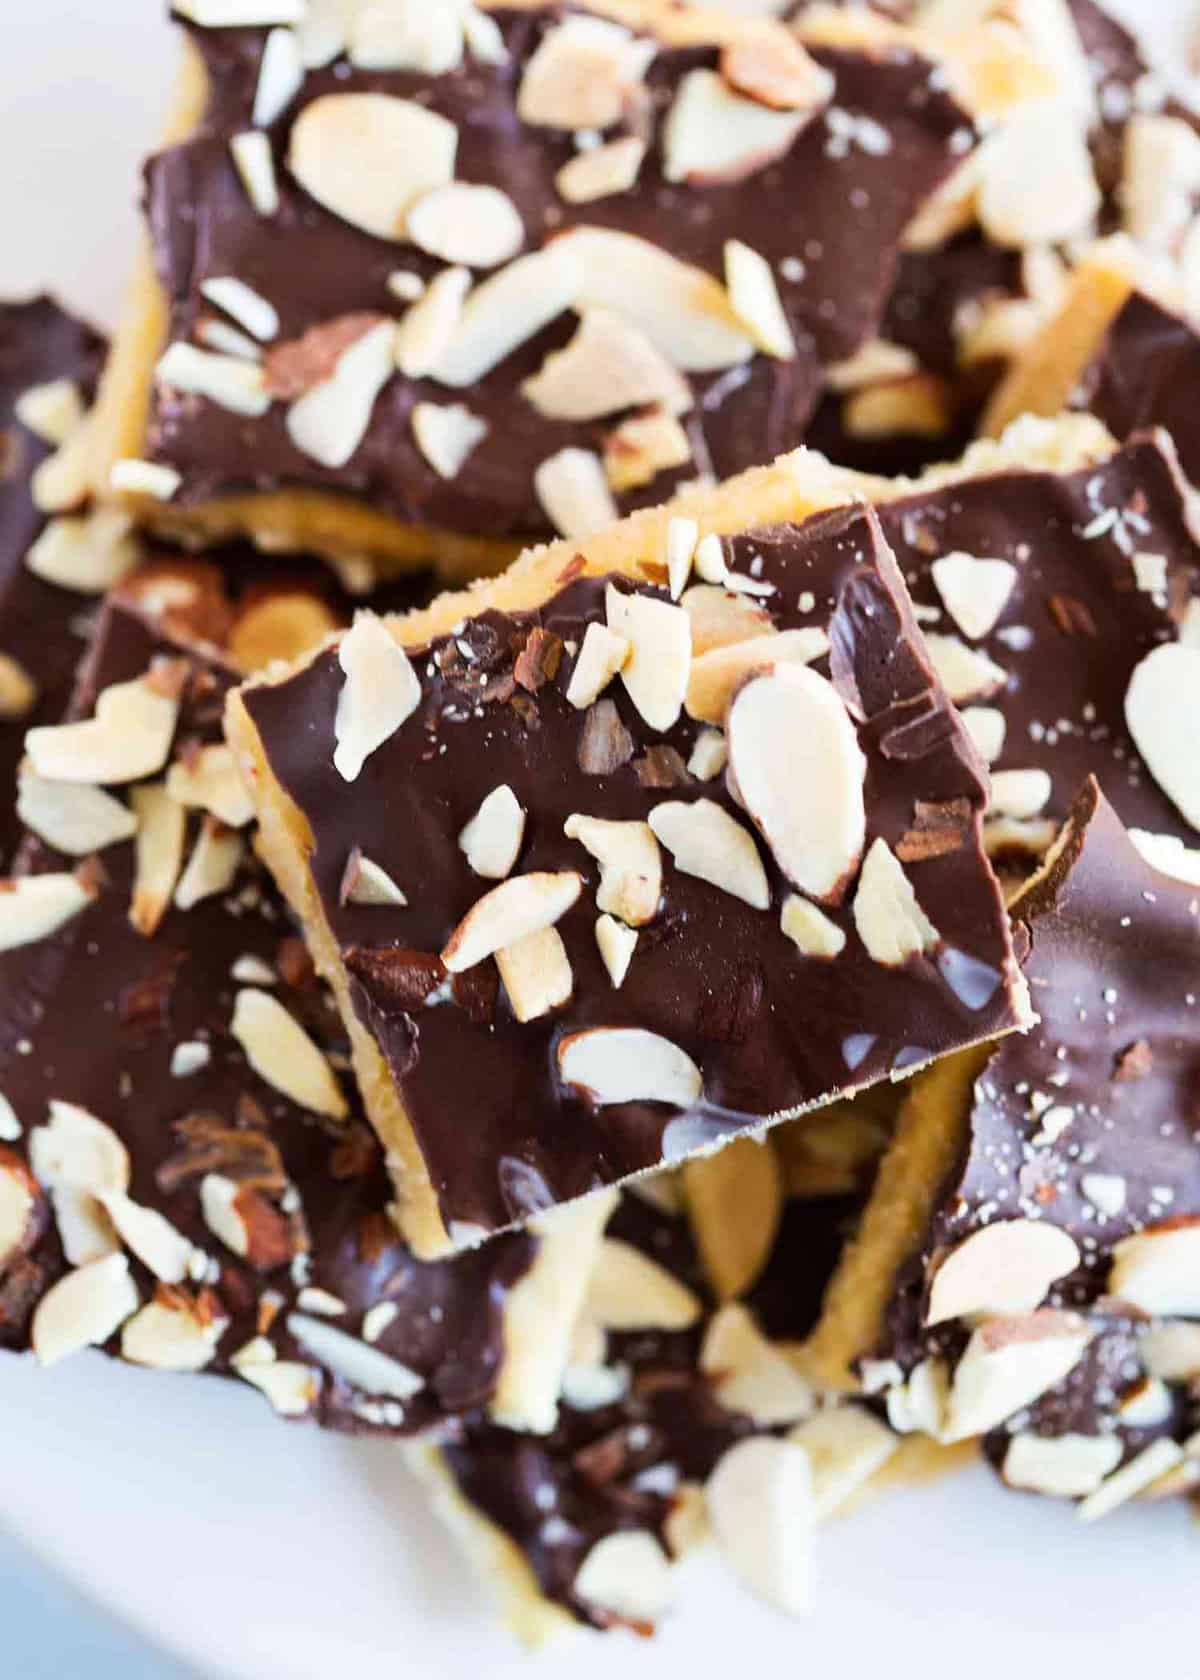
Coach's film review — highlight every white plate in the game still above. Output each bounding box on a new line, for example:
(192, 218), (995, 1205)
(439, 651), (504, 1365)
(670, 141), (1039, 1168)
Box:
(0, 3), (1196, 1677)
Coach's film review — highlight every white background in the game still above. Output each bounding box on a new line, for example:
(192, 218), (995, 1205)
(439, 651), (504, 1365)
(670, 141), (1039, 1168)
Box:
(1, 4), (1197, 1678)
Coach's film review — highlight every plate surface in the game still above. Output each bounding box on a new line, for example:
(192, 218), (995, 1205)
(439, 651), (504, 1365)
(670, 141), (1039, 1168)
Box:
(0, 3), (1196, 1677)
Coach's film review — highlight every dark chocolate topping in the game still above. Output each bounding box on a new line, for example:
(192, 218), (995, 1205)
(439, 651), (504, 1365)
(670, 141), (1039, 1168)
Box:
(1072, 292), (1200, 491)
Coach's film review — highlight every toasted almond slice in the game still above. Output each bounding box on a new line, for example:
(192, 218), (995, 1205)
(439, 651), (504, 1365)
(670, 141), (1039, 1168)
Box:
(701, 1302), (814, 1425)
(977, 104), (1100, 248)
(681, 584), (773, 655)
(442, 871), (582, 972)
(0, 653), (36, 719)
(175, 818), (245, 910)
(0, 1155), (39, 1269)
(988, 768), (1052, 820)
(930, 551), (1018, 641)
(556, 135), (646, 204)
(433, 246), (578, 386)
(411, 402), (487, 479)
(32, 1253), (140, 1366)
(664, 68), (805, 187)
(121, 1297), (225, 1372)
(564, 814), (661, 926)
(174, 0), (302, 21)
(558, 1027), (701, 1109)
(565, 623), (630, 709)
(535, 448), (618, 540)
(407, 182), (523, 269)
(943, 1310), (1093, 1442)
(167, 743), (255, 828)
(924, 633), (1008, 703)
(1002, 1431), (1122, 1499)
(523, 309), (692, 424)
(16, 773), (136, 857)
(129, 782), (186, 937)
(1125, 643), (1200, 831)
(0, 872), (95, 953)
(517, 14), (655, 130)
(496, 925), (573, 1023)
(853, 838), (939, 968)
(286, 319), (395, 468)
(98, 1191), (196, 1285)
(788, 1404), (899, 1519)
(649, 797), (769, 909)
(15, 378), (86, 445)
(603, 407), (692, 493)
(156, 342), (269, 417)
(29, 1101), (129, 1198)
(459, 784), (526, 880)
(1109, 1221), (1200, 1316)
(395, 266), (471, 379)
(780, 893), (845, 959)
(288, 93), (457, 240)
(232, 987), (349, 1119)
(826, 338), (919, 394)
(684, 1136), (781, 1302)
(237, 1356), (319, 1416)
(594, 913), (637, 987)
(25, 508), (140, 595)
(574, 1532), (675, 1626)
(288, 1311), (424, 1398)
(961, 705), (1005, 763)
(199, 276), (280, 343)
(26, 667), (180, 785)
(231, 130), (279, 215)
(586, 1236), (702, 1331)
(720, 32), (833, 113)
(926, 1220), (1080, 1326)
(706, 1437), (815, 1617)
(347, 0), (464, 73)
(725, 241), (794, 359)
(665, 517), (698, 601)
(606, 583), (691, 733)
(842, 372), (953, 441)
(727, 665), (865, 902)
(686, 627), (827, 726)
(555, 228), (752, 374)
(333, 613), (421, 782)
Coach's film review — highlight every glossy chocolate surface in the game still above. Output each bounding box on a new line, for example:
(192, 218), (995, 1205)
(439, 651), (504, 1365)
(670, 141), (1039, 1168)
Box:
(1072, 293), (1200, 491)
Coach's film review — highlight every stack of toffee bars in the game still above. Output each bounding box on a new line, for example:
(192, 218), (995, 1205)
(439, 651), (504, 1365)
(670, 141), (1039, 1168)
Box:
(3, 0), (1199, 1640)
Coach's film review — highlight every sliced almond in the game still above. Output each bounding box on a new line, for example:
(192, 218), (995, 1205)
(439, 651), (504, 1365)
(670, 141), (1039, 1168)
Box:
(943, 1310), (1093, 1442)
(574, 1532), (675, 1627)
(1128, 829), (1200, 886)
(333, 613), (421, 782)
(175, 818), (245, 909)
(16, 773), (136, 857)
(156, 342), (269, 417)
(237, 1356), (319, 1416)
(681, 583), (772, 656)
(585, 1236), (702, 1331)
(287, 93), (457, 240)
(25, 508), (140, 594)
(563, 814), (661, 926)
(15, 378), (85, 445)
(395, 265), (471, 379)
(286, 319), (395, 468)
(29, 1101), (129, 1199)
(199, 277), (280, 344)
(706, 1437), (815, 1617)
(1109, 1221), (1200, 1317)
(961, 705), (1005, 763)
(853, 838), (939, 968)
(109, 459), (182, 501)
(0, 872), (95, 953)
(1002, 1431), (1122, 1500)
(287, 1311), (424, 1398)
(557, 1027), (702, 1109)
(1141, 1321), (1200, 1382)
(228, 590), (340, 672)
(688, 728), (727, 781)
(788, 1405), (899, 1520)
(1120, 113), (1200, 252)
(534, 448), (618, 540)
(594, 914), (637, 987)
(842, 373), (953, 441)
(121, 1295), (225, 1372)
(926, 1220), (1080, 1326)
(684, 1135), (781, 1302)
(686, 627), (827, 726)
(649, 798), (769, 910)
(407, 182), (523, 269)
(200, 1173), (250, 1258)
(556, 136), (645, 204)
(988, 768), (1052, 820)
(459, 784), (525, 880)
(977, 104), (1100, 248)
(173, 0), (302, 21)
(341, 850), (407, 907)
(31, 1253), (139, 1367)
(663, 69), (805, 187)
(26, 667), (181, 784)
(347, 0), (464, 73)
(727, 666), (865, 902)
(664, 517), (698, 602)
(517, 14), (654, 131)
(167, 743), (255, 828)
(724, 241), (794, 359)
(930, 552), (1017, 641)
(230, 130), (279, 216)
(565, 623), (630, 709)
(441, 871), (582, 972)
(98, 1191), (196, 1285)
(129, 782), (186, 937)
(701, 1302), (814, 1425)
(51, 1188), (119, 1267)
(496, 925), (573, 1023)
(606, 583), (692, 733)
(231, 987), (349, 1119)
(780, 893), (845, 959)
(603, 407), (692, 493)
(924, 633), (1008, 704)
(411, 402), (487, 479)
(252, 24), (303, 126)
(720, 33), (833, 114)
(523, 309), (691, 424)
(825, 338), (918, 393)
(1125, 643), (1200, 832)
(432, 246), (578, 387)
(0, 653), (36, 720)
(0, 1153), (42, 1270)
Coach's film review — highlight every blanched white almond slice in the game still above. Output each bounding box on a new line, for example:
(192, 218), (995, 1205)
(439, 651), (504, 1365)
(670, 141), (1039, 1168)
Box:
(51, 1187), (119, 1267)
(253, 24), (303, 126)
(724, 241), (794, 359)
(288, 94), (457, 240)
(603, 407), (692, 493)
(0, 872), (95, 953)
(98, 1191), (196, 1286)
(1120, 114), (1200, 251)
(684, 1135), (781, 1303)
(26, 671), (179, 785)
(109, 459), (182, 501)
(166, 744), (255, 828)
(688, 728), (727, 781)
(664, 69), (805, 187)
(930, 552), (1017, 641)
(557, 1027), (702, 1109)
(347, 0), (464, 73)
(200, 277), (280, 344)
(156, 342), (270, 417)
(1002, 1431), (1122, 1499)
(25, 508), (140, 595)
(32, 1253), (140, 1367)
(15, 378), (85, 445)
(459, 784), (525, 880)
(555, 228), (752, 374)
(977, 105), (1100, 248)
(574, 1531), (675, 1626)
(406, 183), (523, 269)
(926, 1220), (1080, 1326)
(231, 130), (279, 216)
(1128, 829), (1200, 887)
(235, 1351), (319, 1416)
(681, 583), (771, 655)
(924, 633), (1008, 703)
(586, 1236), (702, 1331)
(287, 319), (395, 468)
(174, 0), (302, 21)
(685, 627), (828, 726)
(727, 665), (865, 902)
(1076, 1437), (1186, 1521)
(534, 448), (618, 540)
(565, 623), (630, 709)
(606, 583), (692, 733)
(231, 987), (349, 1119)
(706, 1437), (815, 1617)
(523, 309), (692, 422)
(594, 913), (637, 987)
(496, 925), (573, 1023)
(287, 1312), (424, 1398)
(988, 768), (1052, 820)
(780, 893), (845, 959)
(1142, 1321), (1200, 1382)
(556, 136), (645, 203)
(942, 1310), (1093, 1442)
(665, 517), (698, 601)
(121, 1299), (224, 1372)
(853, 838), (939, 968)
(442, 871), (582, 972)
(1109, 1223), (1200, 1317)
(29, 1100), (129, 1197)
(0, 653), (36, 719)
(788, 1404), (899, 1520)
(200, 1174), (249, 1257)
(1125, 643), (1200, 831)
(432, 246), (579, 387)
(333, 613), (421, 782)
(395, 266), (471, 379)
(129, 782), (186, 937)
(517, 14), (655, 130)
(564, 815), (660, 926)
(411, 402), (487, 479)
(961, 705), (1005, 764)
(649, 798), (769, 910)
(700, 1302), (814, 1425)
(344, 855), (407, 907)
(16, 774), (136, 856)
(175, 819), (245, 910)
